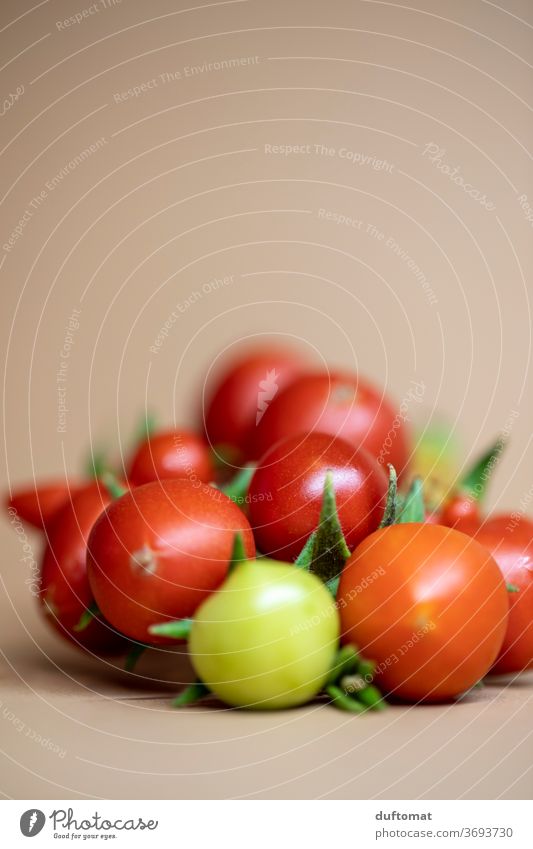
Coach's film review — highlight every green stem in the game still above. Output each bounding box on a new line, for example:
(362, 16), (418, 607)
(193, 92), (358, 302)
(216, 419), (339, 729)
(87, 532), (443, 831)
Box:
(227, 532), (248, 575)
(379, 465), (398, 528)
(101, 471), (126, 500)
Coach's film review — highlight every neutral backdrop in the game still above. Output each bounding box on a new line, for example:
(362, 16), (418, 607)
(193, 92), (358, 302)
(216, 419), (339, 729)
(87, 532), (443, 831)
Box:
(1, 0), (532, 800)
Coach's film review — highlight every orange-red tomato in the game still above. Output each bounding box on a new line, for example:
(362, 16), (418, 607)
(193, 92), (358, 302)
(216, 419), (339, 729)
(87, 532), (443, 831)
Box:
(128, 429), (213, 487)
(439, 492), (482, 533)
(471, 516), (533, 675)
(338, 523), (509, 702)
(249, 372), (411, 478)
(87, 479), (255, 644)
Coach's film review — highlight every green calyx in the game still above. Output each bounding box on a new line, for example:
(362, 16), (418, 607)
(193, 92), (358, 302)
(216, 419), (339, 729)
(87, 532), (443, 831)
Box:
(379, 465), (398, 528)
(101, 472), (127, 501)
(148, 618), (193, 640)
(325, 644), (386, 713)
(295, 471), (351, 588)
(458, 437), (505, 502)
(397, 476), (425, 524)
(73, 601), (101, 632)
(220, 464), (256, 504)
(124, 643), (149, 672)
(172, 681), (210, 708)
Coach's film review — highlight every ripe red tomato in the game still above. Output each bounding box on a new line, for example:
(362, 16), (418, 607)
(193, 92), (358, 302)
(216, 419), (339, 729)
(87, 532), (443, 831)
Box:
(203, 345), (307, 462)
(439, 492), (481, 533)
(6, 480), (80, 531)
(338, 523), (509, 702)
(87, 479), (256, 644)
(39, 482), (128, 654)
(249, 371), (411, 478)
(248, 432), (388, 562)
(470, 516), (533, 675)
(128, 429), (214, 487)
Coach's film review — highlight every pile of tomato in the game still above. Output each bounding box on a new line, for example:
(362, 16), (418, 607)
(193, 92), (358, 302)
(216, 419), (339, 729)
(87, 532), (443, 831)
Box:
(5, 344), (533, 712)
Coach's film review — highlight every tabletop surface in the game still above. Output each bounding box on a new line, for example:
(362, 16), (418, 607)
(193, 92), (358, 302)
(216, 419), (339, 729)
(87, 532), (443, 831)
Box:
(1, 544), (532, 801)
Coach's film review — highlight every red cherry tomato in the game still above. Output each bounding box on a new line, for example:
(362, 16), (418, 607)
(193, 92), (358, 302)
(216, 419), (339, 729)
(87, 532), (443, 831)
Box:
(39, 482), (128, 654)
(249, 372), (411, 478)
(338, 523), (509, 702)
(87, 479), (256, 644)
(439, 492), (481, 533)
(6, 480), (80, 531)
(248, 432), (388, 562)
(470, 516), (533, 675)
(203, 346), (307, 462)
(128, 429), (214, 487)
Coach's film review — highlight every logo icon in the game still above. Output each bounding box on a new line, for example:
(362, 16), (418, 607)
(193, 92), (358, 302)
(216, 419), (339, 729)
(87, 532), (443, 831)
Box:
(256, 369), (280, 425)
(20, 810), (46, 837)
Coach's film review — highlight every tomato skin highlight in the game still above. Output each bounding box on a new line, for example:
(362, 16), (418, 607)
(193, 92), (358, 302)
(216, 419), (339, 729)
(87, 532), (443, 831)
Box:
(39, 482), (128, 654)
(6, 481), (79, 531)
(87, 479), (255, 644)
(128, 429), (214, 487)
(248, 371), (411, 478)
(189, 559), (340, 709)
(469, 517), (533, 675)
(338, 523), (509, 702)
(203, 346), (306, 461)
(248, 432), (388, 562)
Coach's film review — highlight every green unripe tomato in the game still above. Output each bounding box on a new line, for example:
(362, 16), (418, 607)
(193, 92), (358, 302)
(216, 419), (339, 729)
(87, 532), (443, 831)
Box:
(189, 559), (340, 709)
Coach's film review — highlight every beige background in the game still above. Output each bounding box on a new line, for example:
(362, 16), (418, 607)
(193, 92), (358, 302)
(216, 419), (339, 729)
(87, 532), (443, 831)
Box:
(1, 0), (532, 799)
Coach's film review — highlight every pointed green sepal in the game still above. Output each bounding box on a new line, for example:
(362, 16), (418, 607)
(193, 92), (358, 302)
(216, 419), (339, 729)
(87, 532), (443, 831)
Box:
(227, 531), (248, 575)
(326, 684), (366, 713)
(148, 618), (193, 640)
(326, 644), (361, 686)
(73, 601), (100, 632)
(459, 437), (505, 502)
(398, 477), (425, 524)
(379, 465), (398, 528)
(294, 471), (351, 586)
(221, 464), (256, 504)
(172, 681), (210, 708)
(101, 471), (127, 501)
(124, 644), (148, 672)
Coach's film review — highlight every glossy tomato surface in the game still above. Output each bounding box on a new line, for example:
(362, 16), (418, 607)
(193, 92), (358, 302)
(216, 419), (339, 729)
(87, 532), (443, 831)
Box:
(128, 429), (214, 487)
(7, 480), (79, 531)
(87, 479), (255, 644)
(249, 371), (411, 478)
(190, 559), (339, 709)
(472, 516), (533, 675)
(248, 432), (388, 561)
(338, 523), (508, 702)
(39, 482), (127, 654)
(203, 345), (307, 462)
